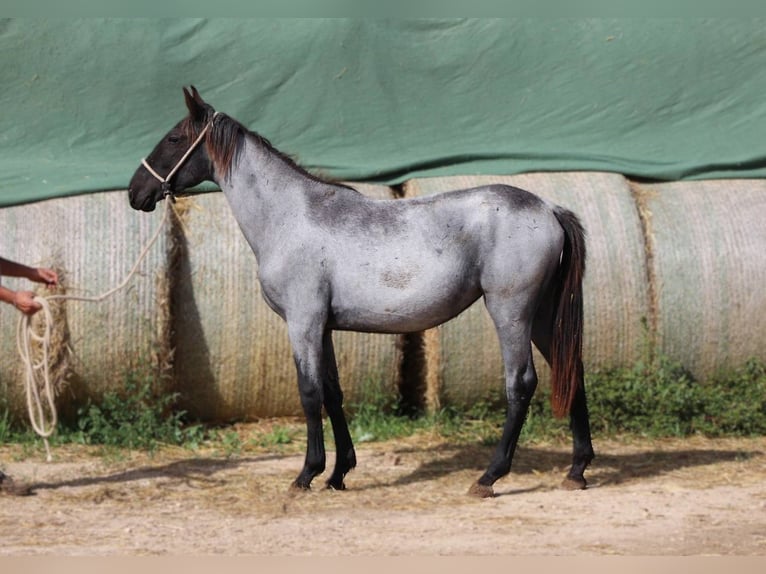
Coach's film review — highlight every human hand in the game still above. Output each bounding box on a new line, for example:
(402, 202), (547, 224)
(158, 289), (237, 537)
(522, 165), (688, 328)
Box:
(14, 291), (42, 316)
(33, 267), (58, 287)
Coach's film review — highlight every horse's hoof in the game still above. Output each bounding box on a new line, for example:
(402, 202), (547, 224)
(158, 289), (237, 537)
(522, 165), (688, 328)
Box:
(325, 480), (346, 491)
(560, 476), (587, 491)
(467, 482), (495, 498)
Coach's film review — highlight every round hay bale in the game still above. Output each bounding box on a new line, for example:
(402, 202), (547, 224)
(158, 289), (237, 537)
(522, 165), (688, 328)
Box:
(402, 173), (650, 410)
(173, 183), (402, 422)
(0, 191), (173, 421)
(634, 179), (766, 379)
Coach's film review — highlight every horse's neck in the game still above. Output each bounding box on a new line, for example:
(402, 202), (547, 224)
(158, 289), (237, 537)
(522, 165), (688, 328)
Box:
(217, 137), (311, 260)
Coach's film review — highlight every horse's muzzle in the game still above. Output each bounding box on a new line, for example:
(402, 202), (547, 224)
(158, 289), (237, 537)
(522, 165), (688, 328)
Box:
(128, 188), (157, 212)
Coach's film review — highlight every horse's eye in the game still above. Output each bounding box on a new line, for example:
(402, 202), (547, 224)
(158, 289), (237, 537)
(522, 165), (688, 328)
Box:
(167, 135), (180, 144)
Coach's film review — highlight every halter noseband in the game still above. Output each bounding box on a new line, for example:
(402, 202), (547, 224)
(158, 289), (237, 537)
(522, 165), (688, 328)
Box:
(141, 111), (221, 202)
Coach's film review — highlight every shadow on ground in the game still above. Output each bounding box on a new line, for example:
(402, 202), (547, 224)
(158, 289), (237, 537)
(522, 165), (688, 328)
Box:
(24, 440), (762, 496)
(28, 454), (286, 494)
(386, 442), (761, 488)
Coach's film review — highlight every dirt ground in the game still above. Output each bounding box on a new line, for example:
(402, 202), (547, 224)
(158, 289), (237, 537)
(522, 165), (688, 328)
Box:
(1, 428), (765, 556)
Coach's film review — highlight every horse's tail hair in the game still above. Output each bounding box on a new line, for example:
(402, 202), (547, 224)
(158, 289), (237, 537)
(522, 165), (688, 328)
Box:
(549, 206), (586, 418)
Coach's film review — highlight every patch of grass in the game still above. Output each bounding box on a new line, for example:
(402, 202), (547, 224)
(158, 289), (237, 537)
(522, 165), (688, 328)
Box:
(344, 382), (505, 446)
(62, 368), (204, 452)
(346, 357), (766, 446)
(0, 408), (12, 444)
(692, 359), (766, 436)
(585, 353), (699, 437)
(585, 357), (766, 438)
(3, 353), (765, 460)
(216, 429), (243, 458)
(330, 355), (766, 448)
(0, 402), (38, 445)
(248, 424), (298, 450)
(347, 379), (426, 443)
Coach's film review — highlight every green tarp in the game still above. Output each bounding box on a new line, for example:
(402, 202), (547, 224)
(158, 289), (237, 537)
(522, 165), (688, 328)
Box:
(2, 18), (766, 208)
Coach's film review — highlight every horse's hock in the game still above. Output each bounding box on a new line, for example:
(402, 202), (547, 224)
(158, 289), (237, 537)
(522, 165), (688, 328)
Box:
(1, 177), (765, 420)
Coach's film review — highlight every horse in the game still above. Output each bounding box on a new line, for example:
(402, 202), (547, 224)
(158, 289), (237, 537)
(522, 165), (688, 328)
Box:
(128, 86), (594, 498)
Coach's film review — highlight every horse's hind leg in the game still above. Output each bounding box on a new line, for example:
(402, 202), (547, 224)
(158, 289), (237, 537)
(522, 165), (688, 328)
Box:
(322, 331), (356, 490)
(561, 373), (594, 490)
(469, 295), (538, 498)
(532, 309), (594, 490)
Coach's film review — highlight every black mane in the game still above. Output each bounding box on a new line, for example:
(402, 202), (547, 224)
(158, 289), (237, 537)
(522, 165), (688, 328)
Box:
(185, 113), (355, 191)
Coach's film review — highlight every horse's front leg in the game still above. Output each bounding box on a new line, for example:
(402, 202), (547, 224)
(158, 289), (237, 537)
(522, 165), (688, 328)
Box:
(321, 330), (356, 490)
(288, 321), (327, 491)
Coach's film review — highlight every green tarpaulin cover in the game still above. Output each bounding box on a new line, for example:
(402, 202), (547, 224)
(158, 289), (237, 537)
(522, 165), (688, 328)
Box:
(2, 18), (766, 207)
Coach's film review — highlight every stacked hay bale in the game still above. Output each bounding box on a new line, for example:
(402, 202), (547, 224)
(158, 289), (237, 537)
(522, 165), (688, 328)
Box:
(4, 177), (762, 424)
(402, 173), (650, 410)
(0, 191), (172, 422)
(632, 179), (766, 380)
(171, 184), (402, 421)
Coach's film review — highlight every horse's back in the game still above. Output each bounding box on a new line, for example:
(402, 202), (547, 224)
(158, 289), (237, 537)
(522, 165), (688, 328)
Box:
(404, 184), (565, 262)
(319, 182), (565, 279)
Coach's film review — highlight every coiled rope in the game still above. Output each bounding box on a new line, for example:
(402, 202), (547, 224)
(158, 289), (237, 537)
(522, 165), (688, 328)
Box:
(15, 200), (173, 461)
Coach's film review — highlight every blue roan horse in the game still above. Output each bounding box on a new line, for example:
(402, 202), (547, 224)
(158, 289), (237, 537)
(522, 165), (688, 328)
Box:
(128, 87), (594, 498)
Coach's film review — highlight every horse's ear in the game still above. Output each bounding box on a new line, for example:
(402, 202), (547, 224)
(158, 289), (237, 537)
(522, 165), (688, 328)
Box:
(183, 86), (206, 122)
(190, 85), (205, 104)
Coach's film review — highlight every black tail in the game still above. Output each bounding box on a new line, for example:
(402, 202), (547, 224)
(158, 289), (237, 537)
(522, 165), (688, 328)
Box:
(549, 207), (586, 418)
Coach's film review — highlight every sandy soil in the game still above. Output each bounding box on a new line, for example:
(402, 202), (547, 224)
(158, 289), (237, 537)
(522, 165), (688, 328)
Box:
(1, 431), (765, 556)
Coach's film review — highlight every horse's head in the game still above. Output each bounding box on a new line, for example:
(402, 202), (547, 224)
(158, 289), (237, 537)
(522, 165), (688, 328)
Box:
(128, 86), (216, 212)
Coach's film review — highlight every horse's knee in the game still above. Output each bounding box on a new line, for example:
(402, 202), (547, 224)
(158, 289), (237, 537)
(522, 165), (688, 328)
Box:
(505, 363), (538, 405)
(297, 377), (323, 411)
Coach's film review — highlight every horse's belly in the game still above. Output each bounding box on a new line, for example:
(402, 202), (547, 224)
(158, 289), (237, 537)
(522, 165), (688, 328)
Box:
(329, 276), (482, 333)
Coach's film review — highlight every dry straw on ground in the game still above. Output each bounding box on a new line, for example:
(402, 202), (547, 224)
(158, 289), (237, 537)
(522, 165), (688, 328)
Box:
(2, 430), (766, 555)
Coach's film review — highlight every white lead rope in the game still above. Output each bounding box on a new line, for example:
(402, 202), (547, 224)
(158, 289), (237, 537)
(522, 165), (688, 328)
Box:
(16, 297), (56, 438)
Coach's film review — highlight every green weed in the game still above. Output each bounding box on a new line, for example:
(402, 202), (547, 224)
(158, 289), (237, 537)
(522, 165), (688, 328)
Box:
(3, 355), (765, 458)
(217, 430), (243, 458)
(68, 368), (201, 451)
(248, 424), (297, 450)
(347, 378), (415, 443)
(342, 356), (766, 445)
(0, 409), (11, 444)
(583, 356), (766, 438)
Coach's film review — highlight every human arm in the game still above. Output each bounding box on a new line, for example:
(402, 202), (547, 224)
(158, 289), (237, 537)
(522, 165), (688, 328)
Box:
(0, 257), (59, 287)
(0, 257), (59, 315)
